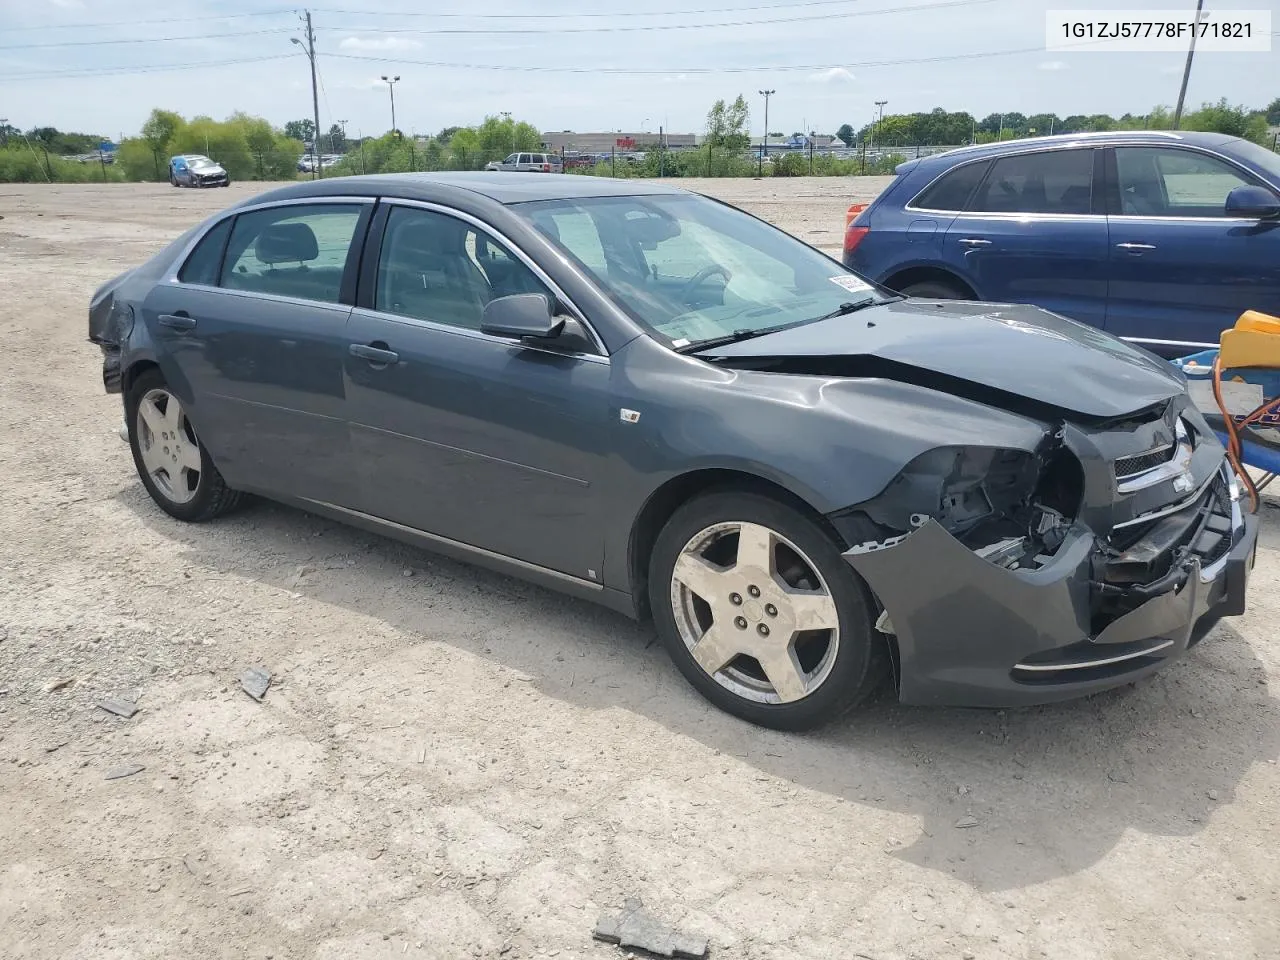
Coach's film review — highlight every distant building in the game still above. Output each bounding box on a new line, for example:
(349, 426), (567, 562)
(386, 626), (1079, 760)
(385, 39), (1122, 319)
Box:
(541, 131), (698, 153)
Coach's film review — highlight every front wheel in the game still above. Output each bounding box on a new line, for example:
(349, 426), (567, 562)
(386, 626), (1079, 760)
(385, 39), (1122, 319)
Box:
(648, 491), (885, 730)
(126, 369), (242, 522)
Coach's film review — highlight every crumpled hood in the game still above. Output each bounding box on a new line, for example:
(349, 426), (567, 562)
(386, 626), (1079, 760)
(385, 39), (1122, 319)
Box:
(696, 298), (1186, 419)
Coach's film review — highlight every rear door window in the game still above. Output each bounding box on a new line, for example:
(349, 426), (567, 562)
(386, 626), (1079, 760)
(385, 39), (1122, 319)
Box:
(969, 150), (1095, 215)
(911, 160), (990, 211)
(219, 204), (363, 304)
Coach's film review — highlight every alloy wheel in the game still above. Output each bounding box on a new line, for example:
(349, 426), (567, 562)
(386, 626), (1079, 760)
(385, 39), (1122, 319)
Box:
(135, 387), (202, 505)
(669, 521), (841, 704)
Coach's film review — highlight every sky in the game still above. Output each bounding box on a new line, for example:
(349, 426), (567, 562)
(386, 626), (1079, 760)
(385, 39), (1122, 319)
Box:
(0, 0), (1274, 140)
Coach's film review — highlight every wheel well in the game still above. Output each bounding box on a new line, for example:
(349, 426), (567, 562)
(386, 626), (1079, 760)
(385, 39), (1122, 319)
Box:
(122, 359), (160, 400)
(882, 265), (976, 298)
(627, 469), (840, 620)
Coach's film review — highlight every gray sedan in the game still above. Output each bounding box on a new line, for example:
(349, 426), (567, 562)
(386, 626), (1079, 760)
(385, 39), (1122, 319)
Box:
(88, 173), (1256, 729)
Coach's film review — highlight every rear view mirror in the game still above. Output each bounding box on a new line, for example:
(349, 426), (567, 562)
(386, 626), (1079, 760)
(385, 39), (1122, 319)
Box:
(1225, 185), (1280, 220)
(480, 293), (566, 340)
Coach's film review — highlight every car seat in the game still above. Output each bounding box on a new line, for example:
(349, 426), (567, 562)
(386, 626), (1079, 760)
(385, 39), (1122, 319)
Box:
(378, 217), (493, 328)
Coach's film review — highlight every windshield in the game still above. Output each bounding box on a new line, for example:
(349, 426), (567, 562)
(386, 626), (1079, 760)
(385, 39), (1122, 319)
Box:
(189, 157), (218, 169)
(1229, 139), (1280, 186)
(515, 193), (887, 348)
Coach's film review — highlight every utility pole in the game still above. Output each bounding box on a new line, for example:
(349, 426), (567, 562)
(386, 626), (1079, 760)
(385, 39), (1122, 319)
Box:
(874, 100), (887, 154)
(335, 119), (347, 153)
(1173, 0), (1206, 129)
(381, 76), (401, 136)
(291, 12), (323, 179)
(758, 89), (775, 176)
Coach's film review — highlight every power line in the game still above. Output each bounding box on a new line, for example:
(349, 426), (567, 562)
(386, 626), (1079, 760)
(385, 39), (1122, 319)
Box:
(0, 54), (299, 82)
(0, 27), (295, 51)
(5, 8), (296, 31)
(324, 0), (994, 36)
(312, 0), (910, 19)
(324, 42), (1067, 75)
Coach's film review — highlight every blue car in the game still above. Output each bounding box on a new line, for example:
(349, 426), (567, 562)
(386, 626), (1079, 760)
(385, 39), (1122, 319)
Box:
(844, 131), (1280, 356)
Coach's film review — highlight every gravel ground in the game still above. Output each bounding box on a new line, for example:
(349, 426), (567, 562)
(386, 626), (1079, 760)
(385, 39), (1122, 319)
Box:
(1, 179), (1278, 960)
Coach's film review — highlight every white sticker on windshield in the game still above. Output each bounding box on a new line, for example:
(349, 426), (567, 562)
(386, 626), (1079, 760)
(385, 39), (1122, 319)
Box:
(671, 337), (691, 348)
(829, 274), (872, 294)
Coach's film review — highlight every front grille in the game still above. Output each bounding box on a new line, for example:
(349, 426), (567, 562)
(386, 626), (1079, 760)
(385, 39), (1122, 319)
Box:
(1115, 444), (1175, 479)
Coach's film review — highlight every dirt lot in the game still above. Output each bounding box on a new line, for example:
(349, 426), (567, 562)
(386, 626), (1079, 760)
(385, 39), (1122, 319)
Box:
(1, 179), (1278, 960)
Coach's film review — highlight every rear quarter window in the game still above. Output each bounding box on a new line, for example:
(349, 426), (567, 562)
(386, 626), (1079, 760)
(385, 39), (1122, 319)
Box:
(177, 217), (232, 286)
(910, 160), (991, 211)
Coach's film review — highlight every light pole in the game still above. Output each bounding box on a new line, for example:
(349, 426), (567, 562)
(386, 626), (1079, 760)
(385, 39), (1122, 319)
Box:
(500, 111), (514, 153)
(873, 99), (887, 154)
(380, 76), (401, 136)
(1173, 0), (1206, 128)
(334, 119), (347, 153)
(758, 89), (775, 176)
(290, 13), (322, 179)
(641, 117), (651, 133)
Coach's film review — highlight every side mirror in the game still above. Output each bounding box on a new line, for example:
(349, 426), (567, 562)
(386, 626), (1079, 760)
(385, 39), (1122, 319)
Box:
(1225, 185), (1280, 220)
(480, 293), (566, 340)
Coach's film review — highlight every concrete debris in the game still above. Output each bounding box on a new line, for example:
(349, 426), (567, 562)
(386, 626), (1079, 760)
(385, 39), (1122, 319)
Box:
(593, 898), (709, 959)
(42, 677), (74, 693)
(104, 763), (145, 780)
(44, 741), (68, 753)
(239, 666), (272, 702)
(96, 698), (139, 719)
(953, 815), (981, 829)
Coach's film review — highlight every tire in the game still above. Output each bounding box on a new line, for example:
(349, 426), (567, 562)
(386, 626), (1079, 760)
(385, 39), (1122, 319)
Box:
(170, 176), (179, 187)
(126, 369), (242, 523)
(648, 490), (885, 730)
(898, 279), (971, 300)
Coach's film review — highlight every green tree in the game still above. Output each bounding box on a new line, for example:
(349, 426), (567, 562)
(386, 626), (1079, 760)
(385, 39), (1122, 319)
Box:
(140, 109), (183, 179)
(1182, 98), (1267, 142)
(835, 123), (855, 146)
(324, 123), (347, 154)
(284, 119), (316, 144)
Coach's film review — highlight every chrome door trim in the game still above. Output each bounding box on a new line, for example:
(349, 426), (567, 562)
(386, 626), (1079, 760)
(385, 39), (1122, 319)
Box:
(346, 304), (609, 365)
(378, 197), (610, 358)
(298, 498), (604, 590)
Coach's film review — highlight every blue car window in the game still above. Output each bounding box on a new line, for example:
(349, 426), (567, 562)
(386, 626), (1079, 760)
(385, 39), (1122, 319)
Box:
(969, 150), (1094, 215)
(220, 204), (362, 303)
(911, 160), (991, 211)
(1115, 147), (1254, 217)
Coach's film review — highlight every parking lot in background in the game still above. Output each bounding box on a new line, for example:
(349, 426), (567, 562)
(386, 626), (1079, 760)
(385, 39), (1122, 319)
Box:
(1, 179), (1278, 960)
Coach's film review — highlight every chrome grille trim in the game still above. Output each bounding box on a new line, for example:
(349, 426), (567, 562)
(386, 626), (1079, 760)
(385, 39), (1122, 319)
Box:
(1115, 418), (1193, 493)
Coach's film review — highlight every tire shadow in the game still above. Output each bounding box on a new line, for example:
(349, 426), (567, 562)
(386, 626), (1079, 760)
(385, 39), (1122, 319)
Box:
(112, 484), (1280, 893)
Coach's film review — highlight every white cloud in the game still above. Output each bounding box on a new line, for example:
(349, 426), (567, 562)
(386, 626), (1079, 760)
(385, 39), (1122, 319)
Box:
(1038, 60), (1068, 71)
(338, 35), (423, 52)
(809, 67), (856, 83)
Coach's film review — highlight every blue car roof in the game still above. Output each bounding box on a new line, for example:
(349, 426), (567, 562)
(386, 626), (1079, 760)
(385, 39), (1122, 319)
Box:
(896, 130), (1243, 176)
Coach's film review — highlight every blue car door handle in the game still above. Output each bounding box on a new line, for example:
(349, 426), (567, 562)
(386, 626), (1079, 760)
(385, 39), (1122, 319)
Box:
(1116, 242), (1157, 253)
(349, 342), (400, 365)
(158, 314), (196, 331)
(957, 237), (991, 246)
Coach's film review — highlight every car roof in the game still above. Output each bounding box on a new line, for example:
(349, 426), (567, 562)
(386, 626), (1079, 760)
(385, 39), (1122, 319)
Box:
(242, 171), (687, 206)
(901, 129), (1242, 174)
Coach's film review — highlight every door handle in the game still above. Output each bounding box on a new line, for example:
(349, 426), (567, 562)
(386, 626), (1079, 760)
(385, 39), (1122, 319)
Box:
(349, 342), (400, 365)
(1116, 242), (1156, 252)
(957, 238), (991, 246)
(158, 314), (196, 331)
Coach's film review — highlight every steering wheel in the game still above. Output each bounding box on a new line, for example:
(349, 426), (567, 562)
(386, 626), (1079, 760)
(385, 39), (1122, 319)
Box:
(679, 264), (732, 302)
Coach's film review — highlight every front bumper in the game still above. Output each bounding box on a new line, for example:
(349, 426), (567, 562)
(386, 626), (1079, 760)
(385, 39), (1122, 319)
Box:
(844, 463), (1257, 707)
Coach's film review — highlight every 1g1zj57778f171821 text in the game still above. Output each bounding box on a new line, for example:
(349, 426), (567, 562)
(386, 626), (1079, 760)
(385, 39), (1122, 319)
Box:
(1047, 9), (1271, 52)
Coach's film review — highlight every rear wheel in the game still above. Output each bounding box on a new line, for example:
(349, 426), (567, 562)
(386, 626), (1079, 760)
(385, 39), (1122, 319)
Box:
(126, 369), (242, 522)
(898, 278), (971, 300)
(648, 491), (885, 730)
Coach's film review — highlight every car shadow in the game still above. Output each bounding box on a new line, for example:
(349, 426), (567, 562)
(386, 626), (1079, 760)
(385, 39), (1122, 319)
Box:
(114, 485), (1280, 893)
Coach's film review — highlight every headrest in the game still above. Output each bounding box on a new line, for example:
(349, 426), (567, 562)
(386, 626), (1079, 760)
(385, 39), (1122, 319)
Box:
(255, 222), (319, 265)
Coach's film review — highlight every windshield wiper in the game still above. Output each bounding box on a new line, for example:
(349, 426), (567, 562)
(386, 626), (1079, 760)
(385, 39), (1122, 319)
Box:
(808, 298), (881, 323)
(675, 323), (795, 355)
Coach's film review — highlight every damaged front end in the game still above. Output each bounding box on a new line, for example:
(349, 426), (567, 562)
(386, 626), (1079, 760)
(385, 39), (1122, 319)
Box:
(830, 400), (1258, 707)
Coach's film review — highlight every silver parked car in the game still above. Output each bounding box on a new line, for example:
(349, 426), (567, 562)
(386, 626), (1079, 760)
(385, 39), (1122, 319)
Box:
(485, 152), (560, 173)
